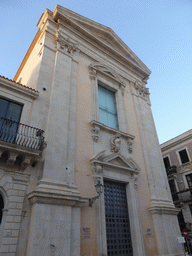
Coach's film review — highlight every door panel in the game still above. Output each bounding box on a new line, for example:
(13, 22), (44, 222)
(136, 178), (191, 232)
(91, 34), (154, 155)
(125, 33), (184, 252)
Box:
(104, 180), (133, 256)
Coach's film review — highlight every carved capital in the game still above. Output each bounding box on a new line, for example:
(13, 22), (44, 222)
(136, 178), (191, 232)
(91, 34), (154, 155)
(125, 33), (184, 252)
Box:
(90, 125), (100, 143)
(88, 67), (97, 80)
(134, 81), (149, 98)
(127, 138), (133, 153)
(57, 31), (79, 56)
(110, 133), (121, 152)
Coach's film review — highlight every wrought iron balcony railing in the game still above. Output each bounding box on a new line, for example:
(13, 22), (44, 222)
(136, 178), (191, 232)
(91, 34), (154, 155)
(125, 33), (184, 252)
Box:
(0, 117), (45, 151)
(167, 165), (177, 176)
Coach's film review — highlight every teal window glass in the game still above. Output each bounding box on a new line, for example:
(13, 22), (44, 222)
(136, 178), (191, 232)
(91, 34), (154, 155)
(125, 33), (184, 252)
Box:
(0, 98), (22, 143)
(0, 98), (22, 122)
(98, 85), (118, 129)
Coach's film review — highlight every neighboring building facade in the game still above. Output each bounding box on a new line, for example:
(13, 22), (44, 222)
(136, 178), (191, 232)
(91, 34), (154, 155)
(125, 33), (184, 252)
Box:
(0, 5), (184, 256)
(161, 129), (192, 244)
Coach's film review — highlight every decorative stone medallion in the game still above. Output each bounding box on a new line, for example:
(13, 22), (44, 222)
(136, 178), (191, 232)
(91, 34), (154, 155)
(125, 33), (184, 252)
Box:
(110, 133), (121, 152)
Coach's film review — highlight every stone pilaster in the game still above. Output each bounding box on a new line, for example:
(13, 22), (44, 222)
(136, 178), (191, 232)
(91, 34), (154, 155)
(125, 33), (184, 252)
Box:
(26, 30), (86, 256)
(132, 82), (184, 255)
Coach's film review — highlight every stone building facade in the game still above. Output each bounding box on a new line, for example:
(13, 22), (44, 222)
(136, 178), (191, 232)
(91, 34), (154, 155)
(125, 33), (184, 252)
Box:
(0, 5), (184, 256)
(161, 129), (192, 246)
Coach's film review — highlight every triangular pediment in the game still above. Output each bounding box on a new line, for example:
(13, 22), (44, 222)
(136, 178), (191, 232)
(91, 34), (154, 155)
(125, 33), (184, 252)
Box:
(53, 5), (151, 77)
(89, 62), (125, 86)
(90, 152), (140, 173)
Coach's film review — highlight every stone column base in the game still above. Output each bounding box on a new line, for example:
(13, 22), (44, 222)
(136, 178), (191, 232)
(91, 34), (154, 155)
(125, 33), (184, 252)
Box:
(26, 179), (86, 256)
(149, 200), (184, 256)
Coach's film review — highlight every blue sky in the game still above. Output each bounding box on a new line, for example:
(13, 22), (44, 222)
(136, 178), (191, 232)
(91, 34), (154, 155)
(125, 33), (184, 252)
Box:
(1, 0), (192, 144)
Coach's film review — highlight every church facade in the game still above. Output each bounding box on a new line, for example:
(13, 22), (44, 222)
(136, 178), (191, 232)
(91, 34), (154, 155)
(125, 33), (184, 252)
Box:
(0, 5), (183, 256)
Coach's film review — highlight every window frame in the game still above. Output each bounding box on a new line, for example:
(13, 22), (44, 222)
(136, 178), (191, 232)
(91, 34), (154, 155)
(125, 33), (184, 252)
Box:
(0, 97), (23, 122)
(95, 76), (128, 133)
(168, 178), (179, 201)
(89, 63), (129, 133)
(181, 169), (192, 189)
(98, 82), (119, 130)
(163, 155), (172, 171)
(185, 173), (192, 189)
(176, 147), (191, 165)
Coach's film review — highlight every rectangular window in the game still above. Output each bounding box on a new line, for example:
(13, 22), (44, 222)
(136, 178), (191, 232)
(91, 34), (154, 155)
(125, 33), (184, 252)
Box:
(186, 173), (192, 188)
(179, 149), (190, 164)
(0, 98), (22, 143)
(163, 157), (171, 170)
(98, 85), (118, 129)
(168, 179), (178, 201)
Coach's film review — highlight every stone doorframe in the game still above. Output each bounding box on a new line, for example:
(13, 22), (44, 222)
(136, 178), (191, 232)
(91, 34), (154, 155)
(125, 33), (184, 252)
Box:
(90, 151), (146, 256)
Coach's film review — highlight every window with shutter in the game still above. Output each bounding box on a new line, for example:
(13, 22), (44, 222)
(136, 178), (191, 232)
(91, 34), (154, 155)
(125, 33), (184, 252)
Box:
(98, 85), (118, 130)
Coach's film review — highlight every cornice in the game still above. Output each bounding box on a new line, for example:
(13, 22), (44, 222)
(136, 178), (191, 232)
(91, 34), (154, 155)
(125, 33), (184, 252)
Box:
(51, 18), (149, 83)
(89, 120), (135, 140)
(91, 159), (139, 174)
(28, 179), (86, 207)
(53, 6), (151, 78)
(149, 205), (181, 215)
(14, 29), (42, 82)
(0, 76), (39, 99)
(161, 130), (192, 152)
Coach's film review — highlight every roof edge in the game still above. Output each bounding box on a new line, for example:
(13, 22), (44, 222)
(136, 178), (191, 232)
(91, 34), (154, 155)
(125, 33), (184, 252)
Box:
(160, 129), (192, 152)
(0, 76), (39, 99)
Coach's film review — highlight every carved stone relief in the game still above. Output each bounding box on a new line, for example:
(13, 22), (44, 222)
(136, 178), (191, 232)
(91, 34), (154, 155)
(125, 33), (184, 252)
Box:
(119, 83), (125, 96)
(0, 149), (40, 171)
(88, 67), (97, 80)
(6, 154), (17, 169)
(57, 31), (79, 56)
(20, 157), (31, 171)
(134, 81), (149, 98)
(93, 175), (102, 185)
(127, 138), (133, 153)
(92, 164), (103, 174)
(110, 133), (121, 152)
(90, 125), (100, 142)
(132, 173), (138, 190)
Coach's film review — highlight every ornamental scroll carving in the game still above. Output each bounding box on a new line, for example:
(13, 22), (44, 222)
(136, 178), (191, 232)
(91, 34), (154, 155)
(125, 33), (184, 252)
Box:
(132, 173), (138, 190)
(90, 125), (100, 142)
(92, 164), (103, 174)
(88, 67), (97, 80)
(127, 138), (133, 153)
(110, 133), (121, 152)
(134, 81), (149, 98)
(56, 31), (79, 56)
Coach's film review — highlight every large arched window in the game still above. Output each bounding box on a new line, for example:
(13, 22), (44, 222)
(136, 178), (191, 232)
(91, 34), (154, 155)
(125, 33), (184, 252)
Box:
(0, 194), (4, 224)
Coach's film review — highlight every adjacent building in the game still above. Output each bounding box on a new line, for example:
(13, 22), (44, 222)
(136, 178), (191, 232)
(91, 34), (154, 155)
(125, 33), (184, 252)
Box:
(0, 5), (184, 256)
(161, 129), (192, 243)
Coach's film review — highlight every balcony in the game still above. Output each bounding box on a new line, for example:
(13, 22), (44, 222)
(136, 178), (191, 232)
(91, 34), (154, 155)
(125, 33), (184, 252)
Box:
(172, 189), (192, 203)
(167, 165), (177, 176)
(0, 117), (46, 170)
